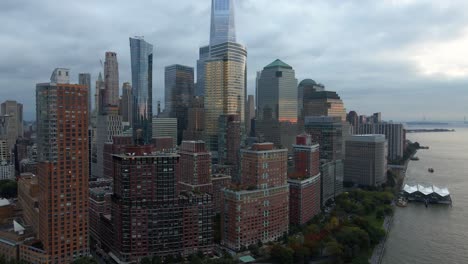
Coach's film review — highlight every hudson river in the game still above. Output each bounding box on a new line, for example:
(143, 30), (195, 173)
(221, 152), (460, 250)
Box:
(382, 125), (468, 264)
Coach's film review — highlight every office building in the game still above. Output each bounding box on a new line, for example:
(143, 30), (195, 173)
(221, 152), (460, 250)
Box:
(95, 107), (123, 178)
(303, 91), (346, 122)
(210, 0), (236, 47)
(344, 135), (388, 187)
(204, 41), (247, 153)
(196, 46), (210, 96)
(103, 52), (120, 108)
(35, 68), (89, 263)
(165, 64), (194, 144)
(354, 123), (405, 161)
(1, 100), (23, 151)
(246, 95), (255, 136)
(288, 134), (321, 225)
(78, 73), (92, 121)
(152, 117), (177, 146)
(0, 161), (14, 180)
(256, 59), (298, 150)
(305, 116), (344, 161)
(320, 160), (344, 206)
(94, 72), (105, 114)
(130, 37), (153, 145)
(298, 79), (325, 122)
(120, 82), (133, 124)
(222, 143), (289, 251)
(347, 111), (359, 127)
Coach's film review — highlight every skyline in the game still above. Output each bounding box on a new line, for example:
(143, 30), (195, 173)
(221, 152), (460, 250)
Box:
(1, 0), (468, 121)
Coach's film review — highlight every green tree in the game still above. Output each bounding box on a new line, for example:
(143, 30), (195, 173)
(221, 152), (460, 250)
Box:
(0, 180), (17, 199)
(152, 256), (162, 264)
(270, 244), (294, 264)
(324, 240), (343, 257)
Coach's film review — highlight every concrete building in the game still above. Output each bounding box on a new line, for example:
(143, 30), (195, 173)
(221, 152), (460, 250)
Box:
(211, 174), (231, 214)
(222, 143), (289, 251)
(1, 100), (23, 151)
(35, 68), (89, 263)
(152, 117), (177, 146)
(103, 52), (120, 108)
(0, 161), (14, 180)
(78, 73), (92, 121)
(120, 82), (133, 124)
(344, 135), (388, 187)
(354, 123), (405, 161)
(95, 107), (123, 178)
(246, 95), (255, 137)
(320, 160), (344, 206)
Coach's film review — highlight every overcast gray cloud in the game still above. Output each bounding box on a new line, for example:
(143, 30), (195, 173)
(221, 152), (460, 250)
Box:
(1, 0), (467, 121)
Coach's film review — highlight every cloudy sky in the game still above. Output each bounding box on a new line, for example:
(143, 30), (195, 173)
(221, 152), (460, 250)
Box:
(1, 0), (468, 121)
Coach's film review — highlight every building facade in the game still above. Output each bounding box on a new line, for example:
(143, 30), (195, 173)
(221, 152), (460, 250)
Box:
(103, 52), (120, 108)
(1, 100), (23, 151)
(152, 117), (177, 146)
(354, 123), (405, 161)
(210, 0), (236, 47)
(204, 42), (247, 154)
(222, 143), (289, 251)
(130, 37), (153, 145)
(164, 64), (194, 144)
(36, 68), (89, 263)
(344, 135), (388, 187)
(120, 82), (133, 124)
(78, 73), (92, 121)
(178, 141), (212, 193)
(303, 91), (346, 122)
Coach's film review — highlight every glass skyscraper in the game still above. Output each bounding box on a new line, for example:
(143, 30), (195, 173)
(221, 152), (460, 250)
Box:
(164, 64), (194, 144)
(204, 42), (247, 154)
(196, 46), (210, 96)
(130, 37), (153, 145)
(210, 0), (236, 47)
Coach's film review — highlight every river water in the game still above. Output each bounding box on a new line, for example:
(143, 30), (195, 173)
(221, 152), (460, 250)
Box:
(382, 125), (468, 264)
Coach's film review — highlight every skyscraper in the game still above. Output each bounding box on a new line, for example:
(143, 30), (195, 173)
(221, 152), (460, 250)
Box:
(120, 82), (133, 124)
(130, 37), (153, 145)
(210, 0), (236, 47)
(79, 73), (92, 120)
(298, 79), (325, 123)
(303, 91), (346, 122)
(94, 72), (105, 115)
(1, 100), (23, 151)
(257, 59), (298, 123)
(178, 141), (212, 193)
(246, 95), (255, 136)
(196, 46), (210, 96)
(204, 42), (247, 153)
(103, 52), (119, 108)
(165, 64), (194, 144)
(36, 68), (89, 263)
(256, 59), (298, 150)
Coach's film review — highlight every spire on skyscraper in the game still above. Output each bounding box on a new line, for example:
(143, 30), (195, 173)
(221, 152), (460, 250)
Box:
(210, 0), (236, 46)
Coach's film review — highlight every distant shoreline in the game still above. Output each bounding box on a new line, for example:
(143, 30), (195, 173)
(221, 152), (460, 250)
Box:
(406, 129), (455, 133)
